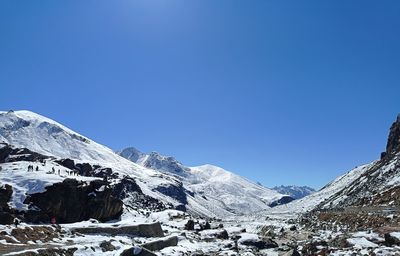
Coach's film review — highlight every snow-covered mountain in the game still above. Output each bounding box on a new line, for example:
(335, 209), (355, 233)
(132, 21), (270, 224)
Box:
(266, 114), (400, 215)
(272, 185), (315, 200)
(118, 147), (293, 216)
(0, 110), (289, 218)
(118, 147), (190, 177)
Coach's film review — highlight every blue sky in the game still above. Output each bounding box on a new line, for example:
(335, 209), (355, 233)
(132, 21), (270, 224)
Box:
(1, 1), (400, 188)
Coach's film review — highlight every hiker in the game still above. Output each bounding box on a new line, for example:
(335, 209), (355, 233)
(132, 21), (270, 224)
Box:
(58, 169), (60, 175)
(35, 166), (39, 171)
(52, 167), (55, 174)
(51, 217), (56, 225)
(14, 218), (20, 228)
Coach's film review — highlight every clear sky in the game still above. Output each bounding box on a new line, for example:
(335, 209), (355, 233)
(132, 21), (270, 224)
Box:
(1, 1), (400, 188)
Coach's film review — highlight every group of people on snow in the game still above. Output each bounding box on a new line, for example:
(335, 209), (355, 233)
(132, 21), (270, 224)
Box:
(27, 164), (80, 177)
(27, 165), (39, 172)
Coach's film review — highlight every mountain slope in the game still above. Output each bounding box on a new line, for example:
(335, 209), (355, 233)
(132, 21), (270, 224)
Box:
(272, 185), (315, 200)
(118, 148), (292, 216)
(266, 114), (400, 215)
(0, 110), (288, 218)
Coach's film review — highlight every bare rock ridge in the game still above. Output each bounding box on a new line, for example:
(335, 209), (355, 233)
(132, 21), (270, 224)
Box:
(311, 114), (400, 212)
(382, 113), (400, 159)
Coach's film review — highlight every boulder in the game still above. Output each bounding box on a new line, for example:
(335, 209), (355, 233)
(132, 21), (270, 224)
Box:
(385, 233), (400, 246)
(238, 234), (278, 249)
(73, 222), (164, 237)
(184, 219), (195, 230)
(142, 236), (178, 251)
(24, 179), (123, 223)
(100, 240), (116, 252)
(55, 158), (75, 170)
(281, 249), (301, 256)
(120, 246), (157, 256)
(216, 229), (229, 239)
(76, 163), (93, 176)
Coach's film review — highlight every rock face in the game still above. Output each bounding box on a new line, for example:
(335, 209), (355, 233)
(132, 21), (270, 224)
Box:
(385, 114), (400, 158)
(0, 143), (49, 164)
(154, 182), (192, 206)
(24, 179), (123, 223)
(0, 184), (14, 224)
(269, 195), (295, 207)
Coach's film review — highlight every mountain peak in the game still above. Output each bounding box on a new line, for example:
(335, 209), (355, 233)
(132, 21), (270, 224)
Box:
(118, 147), (190, 176)
(272, 185), (315, 200)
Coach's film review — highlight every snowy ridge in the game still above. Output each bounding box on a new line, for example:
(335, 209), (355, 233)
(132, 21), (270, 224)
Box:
(261, 163), (373, 215)
(0, 110), (122, 163)
(119, 147), (289, 216)
(272, 185), (315, 200)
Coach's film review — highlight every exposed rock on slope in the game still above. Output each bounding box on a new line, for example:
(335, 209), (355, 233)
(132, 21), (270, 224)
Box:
(24, 179), (123, 223)
(270, 114), (400, 216)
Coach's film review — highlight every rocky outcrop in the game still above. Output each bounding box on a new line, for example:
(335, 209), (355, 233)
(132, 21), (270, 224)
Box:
(0, 184), (14, 224)
(0, 143), (49, 164)
(142, 236), (178, 251)
(112, 176), (143, 199)
(73, 222), (164, 237)
(24, 179), (123, 223)
(385, 233), (400, 246)
(269, 195), (295, 207)
(154, 182), (192, 206)
(384, 114), (400, 158)
(55, 159), (118, 178)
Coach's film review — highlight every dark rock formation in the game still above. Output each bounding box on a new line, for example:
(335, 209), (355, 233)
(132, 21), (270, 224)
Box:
(55, 158), (75, 170)
(268, 195), (295, 207)
(239, 237), (278, 249)
(24, 179), (123, 223)
(154, 182), (191, 206)
(112, 176), (143, 199)
(76, 163), (93, 176)
(142, 236), (178, 251)
(215, 229), (229, 239)
(0, 184), (14, 224)
(73, 222), (164, 237)
(99, 241), (116, 252)
(384, 114), (400, 158)
(0, 143), (49, 164)
(184, 219), (195, 230)
(385, 233), (400, 246)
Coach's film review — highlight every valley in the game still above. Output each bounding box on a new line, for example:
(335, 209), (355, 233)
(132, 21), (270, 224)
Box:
(1, 110), (400, 255)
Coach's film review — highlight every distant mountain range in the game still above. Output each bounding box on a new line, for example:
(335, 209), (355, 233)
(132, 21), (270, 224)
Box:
(272, 185), (315, 200)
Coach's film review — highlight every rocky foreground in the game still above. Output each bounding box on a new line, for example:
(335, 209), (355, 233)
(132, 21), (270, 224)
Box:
(2, 207), (400, 255)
